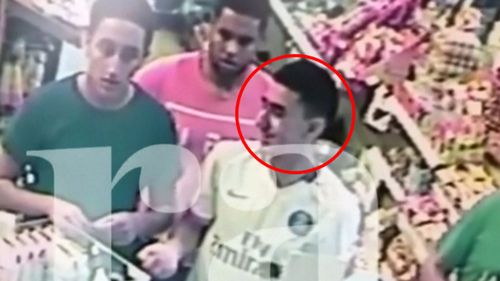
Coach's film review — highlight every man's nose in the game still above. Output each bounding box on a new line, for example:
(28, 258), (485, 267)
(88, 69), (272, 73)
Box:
(225, 39), (239, 56)
(256, 110), (271, 131)
(106, 53), (122, 76)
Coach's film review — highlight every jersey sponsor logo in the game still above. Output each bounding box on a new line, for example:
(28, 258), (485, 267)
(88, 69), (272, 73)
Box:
(209, 231), (282, 279)
(288, 211), (315, 237)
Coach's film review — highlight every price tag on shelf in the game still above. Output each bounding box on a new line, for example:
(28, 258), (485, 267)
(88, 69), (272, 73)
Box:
(0, 211), (16, 236)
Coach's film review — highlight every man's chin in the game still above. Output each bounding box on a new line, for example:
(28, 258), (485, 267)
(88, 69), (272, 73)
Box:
(216, 63), (244, 76)
(261, 140), (271, 147)
(94, 89), (125, 104)
(261, 138), (279, 147)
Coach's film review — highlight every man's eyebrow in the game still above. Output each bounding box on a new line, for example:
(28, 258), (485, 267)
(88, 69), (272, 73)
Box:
(218, 28), (234, 38)
(237, 35), (254, 43)
(271, 103), (286, 112)
(269, 102), (286, 113)
(261, 96), (285, 113)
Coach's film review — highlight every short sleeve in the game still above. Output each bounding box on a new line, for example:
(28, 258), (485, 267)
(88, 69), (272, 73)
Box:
(190, 144), (223, 221)
(159, 109), (178, 145)
(134, 58), (171, 99)
(438, 194), (499, 270)
(2, 96), (45, 164)
(190, 141), (243, 221)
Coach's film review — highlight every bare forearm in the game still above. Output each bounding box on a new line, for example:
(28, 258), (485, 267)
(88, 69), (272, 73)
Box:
(0, 179), (51, 216)
(419, 255), (448, 281)
(135, 212), (173, 239)
(170, 213), (207, 258)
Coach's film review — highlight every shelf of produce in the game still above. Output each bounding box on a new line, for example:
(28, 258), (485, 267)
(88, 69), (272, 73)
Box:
(388, 79), (497, 219)
(270, 0), (319, 57)
(385, 96), (441, 168)
(270, 0), (346, 87)
(385, 96), (461, 223)
(366, 147), (407, 202)
(271, 0), (462, 223)
(271, 0), (431, 88)
(397, 212), (429, 263)
(365, 147), (430, 263)
(7, 0), (81, 46)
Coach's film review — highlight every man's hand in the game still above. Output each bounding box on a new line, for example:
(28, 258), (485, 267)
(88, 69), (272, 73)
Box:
(45, 197), (90, 233)
(419, 253), (447, 281)
(138, 242), (181, 279)
(93, 212), (139, 246)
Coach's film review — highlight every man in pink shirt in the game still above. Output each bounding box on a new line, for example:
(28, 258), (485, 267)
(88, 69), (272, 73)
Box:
(135, 0), (276, 161)
(134, 1), (275, 280)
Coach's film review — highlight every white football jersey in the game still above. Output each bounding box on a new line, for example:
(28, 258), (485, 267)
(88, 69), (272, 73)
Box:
(189, 141), (362, 281)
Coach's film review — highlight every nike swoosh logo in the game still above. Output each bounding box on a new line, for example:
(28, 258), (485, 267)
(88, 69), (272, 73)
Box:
(227, 190), (248, 199)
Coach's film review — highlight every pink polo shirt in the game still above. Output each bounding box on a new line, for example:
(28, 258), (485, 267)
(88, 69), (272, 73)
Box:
(135, 51), (278, 161)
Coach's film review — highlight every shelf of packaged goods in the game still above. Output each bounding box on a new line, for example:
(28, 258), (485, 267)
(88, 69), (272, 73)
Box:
(270, 0), (319, 57)
(366, 147), (461, 224)
(365, 147), (430, 264)
(397, 212), (430, 263)
(385, 96), (441, 168)
(378, 206), (398, 233)
(384, 96), (461, 222)
(270, 0), (346, 87)
(365, 147), (407, 202)
(7, 0), (81, 46)
(270, 0), (433, 89)
(272, 0), (462, 223)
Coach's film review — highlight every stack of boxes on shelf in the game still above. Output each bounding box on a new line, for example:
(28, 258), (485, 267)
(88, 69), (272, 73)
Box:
(29, 0), (90, 28)
(0, 211), (150, 281)
(0, 213), (91, 281)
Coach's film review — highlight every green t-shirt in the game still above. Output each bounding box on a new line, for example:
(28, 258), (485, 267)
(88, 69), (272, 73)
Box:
(438, 192), (500, 281)
(3, 74), (178, 261)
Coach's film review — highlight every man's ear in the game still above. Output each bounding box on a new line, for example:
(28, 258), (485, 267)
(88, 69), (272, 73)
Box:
(307, 117), (327, 141)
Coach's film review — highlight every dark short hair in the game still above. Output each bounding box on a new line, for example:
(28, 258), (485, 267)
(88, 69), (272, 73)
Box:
(89, 0), (154, 51)
(214, 0), (270, 33)
(273, 59), (340, 122)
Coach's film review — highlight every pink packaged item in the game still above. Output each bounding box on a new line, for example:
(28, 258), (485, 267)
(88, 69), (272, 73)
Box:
(402, 194), (447, 225)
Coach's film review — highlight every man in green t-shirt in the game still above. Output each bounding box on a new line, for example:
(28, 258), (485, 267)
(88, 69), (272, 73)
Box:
(419, 192), (500, 281)
(0, 0), (178, 261)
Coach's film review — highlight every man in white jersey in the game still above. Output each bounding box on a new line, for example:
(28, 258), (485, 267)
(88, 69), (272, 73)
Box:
(138, 60), (363, 281)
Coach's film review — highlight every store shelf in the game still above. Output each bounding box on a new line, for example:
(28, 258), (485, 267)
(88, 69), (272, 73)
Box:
(383, 96), (461, 222)
(379, 207), (398, 232)
(366, 146), (458, 223)
(7, 0), (81, 46)
(397, 213), (429, 263)
(365, 147), (406, 202)
(270, 0), (319, 57)
(364, 147), (430, 263)
(272, 0), (462, 226)
(270, 0), (345, 87)
(385, 96), (441, 168)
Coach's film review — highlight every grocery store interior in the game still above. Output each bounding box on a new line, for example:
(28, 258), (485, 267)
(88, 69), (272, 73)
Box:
(1, 0), (500, 280)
